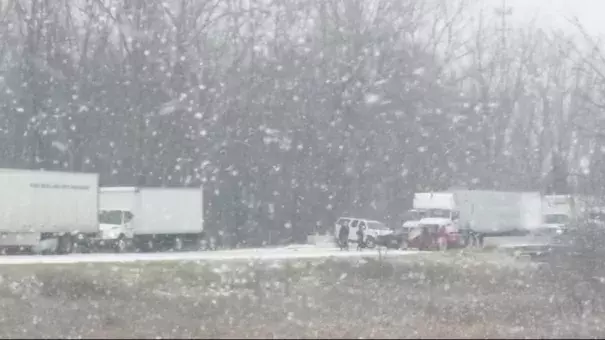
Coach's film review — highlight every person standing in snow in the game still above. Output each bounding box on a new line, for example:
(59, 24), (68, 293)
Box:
(338, 222), (350, 251)
(356, 225), (365, 251)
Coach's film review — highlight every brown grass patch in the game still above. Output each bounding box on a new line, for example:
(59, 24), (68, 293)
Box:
(0, 255), (598, 338)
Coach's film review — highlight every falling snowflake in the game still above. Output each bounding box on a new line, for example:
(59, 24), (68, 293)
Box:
(364, 93), (381, 104)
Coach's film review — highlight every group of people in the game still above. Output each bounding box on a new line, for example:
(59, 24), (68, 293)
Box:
(337, 222), (366, 251)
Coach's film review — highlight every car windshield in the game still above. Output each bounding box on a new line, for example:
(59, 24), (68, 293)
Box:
(417, 224), (440, 230)
(99, 211), (123, 225)
(544, 214), (569, 224)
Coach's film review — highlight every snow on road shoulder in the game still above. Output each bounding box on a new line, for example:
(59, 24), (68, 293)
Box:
(0, 246), (420, 265)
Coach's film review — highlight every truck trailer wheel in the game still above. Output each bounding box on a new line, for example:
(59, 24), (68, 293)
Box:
(437, 237), (448, 251)
(145, 240), (155, 252)
(196, 233), (208, 251)
(134, 238), (155, 253)
(173, 236), (184, 251)
(57, 234), (74, 255)
(399, 240), (408, 250)
(462, 232), (477, 248)
(114, 236), (128, 253)
(365, 236), (376, 249)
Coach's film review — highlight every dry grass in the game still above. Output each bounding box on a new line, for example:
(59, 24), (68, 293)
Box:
(0, 253), (601, 338)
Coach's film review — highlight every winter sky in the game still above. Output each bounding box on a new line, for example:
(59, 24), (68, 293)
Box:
(492, 0), (604, 36)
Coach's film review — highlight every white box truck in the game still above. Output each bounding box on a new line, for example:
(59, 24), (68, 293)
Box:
(402, 190), (543, 247)
(0, 168), (99, 254)
(541, 194), (596, 225)
(96, 187), (205, 252)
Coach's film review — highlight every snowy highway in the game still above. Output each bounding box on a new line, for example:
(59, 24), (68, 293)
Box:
(0, 246), (420, 265)
(0, 235), (550, 266)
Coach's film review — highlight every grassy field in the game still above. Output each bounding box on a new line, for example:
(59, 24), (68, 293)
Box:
(0, 250), (603, 338)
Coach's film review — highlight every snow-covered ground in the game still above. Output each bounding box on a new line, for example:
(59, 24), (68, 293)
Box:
(0, 246), (420, 265)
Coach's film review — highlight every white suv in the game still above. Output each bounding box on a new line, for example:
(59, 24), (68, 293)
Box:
(334, 217), (392, 248)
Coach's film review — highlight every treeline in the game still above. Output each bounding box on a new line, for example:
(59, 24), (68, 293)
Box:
(0, 0), (604, 246)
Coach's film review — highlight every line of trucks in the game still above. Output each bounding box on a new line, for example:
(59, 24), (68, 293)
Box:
(334, 189), (602, 251)
(0, 169), (205, 255)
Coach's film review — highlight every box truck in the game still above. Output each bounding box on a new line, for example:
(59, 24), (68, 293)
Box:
(0, 169), (99, 254)
(401, 190), (543, 247)
(541, 194), (601, 225)
(95, 187), (205, 252)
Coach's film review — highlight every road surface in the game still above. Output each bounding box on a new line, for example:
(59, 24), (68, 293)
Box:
(0, 245), (420, 265)
(0, 234), (546, 266)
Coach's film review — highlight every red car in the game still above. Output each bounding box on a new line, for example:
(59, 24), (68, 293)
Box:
(407, 218), (462, 251)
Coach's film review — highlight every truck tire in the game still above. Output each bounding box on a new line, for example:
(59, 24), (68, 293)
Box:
(399, 240), (408, 250)
(437, 237), (448, 251)
(478, 234), (485, 247)
(145, 240), (155, 252)
(461, 231), (476, 248)
(77, 244), (92, 254)
(173, 236), (183, 251)
(462, 232), (470, 247)
(468, 234), (483, 248)
(114, 235), (128, 253)
(196, 233), (209, 251)
(57, 234), (74, 255)
(365, 236), (376, 249)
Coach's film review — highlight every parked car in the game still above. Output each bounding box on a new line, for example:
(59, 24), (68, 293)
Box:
(334, 217), (393, 249)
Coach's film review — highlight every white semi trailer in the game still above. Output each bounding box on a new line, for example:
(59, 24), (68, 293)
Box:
(96, 187), (205, 252)
(402, 190), (544, 246)
(0, 169), (99, 254)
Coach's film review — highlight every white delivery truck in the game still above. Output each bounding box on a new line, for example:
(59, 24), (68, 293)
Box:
(96, 187), (205, 252)
(542, 194), (605, 227)
(402, 190), (543, 247)
(541, 195), (593, 225)
(541, 195), (576, 231)
(0, 168), (99, 254)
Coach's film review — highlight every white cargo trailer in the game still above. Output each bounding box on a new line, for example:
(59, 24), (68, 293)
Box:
(97, 187), (204, 252)
(0, 168), (99, 254)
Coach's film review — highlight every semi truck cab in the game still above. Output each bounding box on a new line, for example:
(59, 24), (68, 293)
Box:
(406, 190), (545, 248)
(402, 193), (460, 228)
(402, 209), (427, 228)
